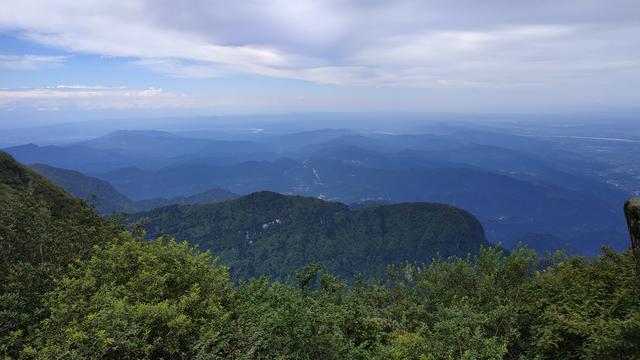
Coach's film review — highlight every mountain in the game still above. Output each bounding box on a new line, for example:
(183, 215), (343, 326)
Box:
(29, 163), (238, 214)
(0, 152), (101, 221)
(3, 143), (135, 173)
(0, 150), (115, 306)
(130, 191), (489, 280)
(80, 130), (273, 158)
(3, 130), (278, 173)
(0, 152), (118, 272)
(264, 129), (357, 152)
(5, 127), (631, 254)
(133, 188), (238, 210)
(101, 156), (625, 254)
(1, 142), (637, 359)
(1, 151), (124, 356)
(29, 163), (139, 214)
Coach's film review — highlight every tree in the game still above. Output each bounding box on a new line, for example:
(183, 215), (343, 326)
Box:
(29, 235), (235, 359)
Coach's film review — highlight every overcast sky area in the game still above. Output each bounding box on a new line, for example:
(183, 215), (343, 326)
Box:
(0, 0), (639, 127)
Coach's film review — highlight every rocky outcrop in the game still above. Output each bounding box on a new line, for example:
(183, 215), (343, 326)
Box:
(624, 197), (640, 277)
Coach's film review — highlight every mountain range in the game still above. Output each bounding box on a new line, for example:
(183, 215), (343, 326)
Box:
(4, 127), (633, 254)
(2, 150), (488, 281)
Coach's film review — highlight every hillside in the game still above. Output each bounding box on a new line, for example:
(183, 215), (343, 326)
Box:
(30, 163), (139, 214)
(30, 163), (238, 214)
(1, 151), (119, 355)
(131, 191), (489, 279)
(0, 150), (116, 272)
(0, 152), (103, 221)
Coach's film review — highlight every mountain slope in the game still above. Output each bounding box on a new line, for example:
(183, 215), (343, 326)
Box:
(30, 163), (139, 214)
(130, 191), (489, 279)
(0, 152), (127, 355)
(0, 152), (101, 220)
(30, 163), (238, 214)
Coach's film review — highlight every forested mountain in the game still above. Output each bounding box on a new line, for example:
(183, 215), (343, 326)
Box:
(1, 150), (639, 358)
(0, 151), (120, 356)
(3, 126), (633, 254)
(29, 163), (139, 214)
(0, 153), (107, 224)
(30, 163), (238, 214)
(130, 191), (488, 279)
(103, 156), (625, 254)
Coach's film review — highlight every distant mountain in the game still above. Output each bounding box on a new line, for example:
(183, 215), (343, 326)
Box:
(130, 191), (489, 280)
(30, 163), (139, 214)
(99, 156), (626, 254)
(30, 164), (238, 214)
(133, 188), (238, 210)
(4, 143), (135, 173)
(3, 130), (278, 173)
(265, 129), (357, 152)
(80, 130), (273, 158)
(5, 127), (631, 254)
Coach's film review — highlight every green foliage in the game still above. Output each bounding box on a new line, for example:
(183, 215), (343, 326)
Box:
(0, 152), (120, 358)
(529, 248), (640, 359)
(30, 236), (234, 359)
(5, 233), (640, 359)
(131, 191), (488, 280)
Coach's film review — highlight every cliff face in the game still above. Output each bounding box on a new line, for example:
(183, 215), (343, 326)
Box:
(624, 197), (640, 277)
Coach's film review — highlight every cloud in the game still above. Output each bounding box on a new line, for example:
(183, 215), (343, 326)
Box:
(0, 0), (638, 89)
(0, 85), (210, 111)
(0, 54), (67, 70)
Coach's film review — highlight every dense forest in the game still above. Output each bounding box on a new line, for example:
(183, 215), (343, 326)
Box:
(130, 192), (488, 280)
(1, 151), (639, 359)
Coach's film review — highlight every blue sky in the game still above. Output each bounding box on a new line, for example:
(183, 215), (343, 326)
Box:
(1, 0), (639, 126)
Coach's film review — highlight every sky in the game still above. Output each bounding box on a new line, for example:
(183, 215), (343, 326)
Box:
(0, 0), (639, 126)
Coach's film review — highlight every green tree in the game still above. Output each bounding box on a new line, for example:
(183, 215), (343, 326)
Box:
(28, 236), (235, 359)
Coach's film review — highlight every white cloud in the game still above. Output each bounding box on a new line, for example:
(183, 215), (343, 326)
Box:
(0, 54), (67, 69)
(55, 85), (127, 90)
(0, 86), (211, 111)
(0, 0), (638, 90)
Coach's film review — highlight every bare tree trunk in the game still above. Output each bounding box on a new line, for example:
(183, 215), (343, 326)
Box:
(624, 197), (640, 278)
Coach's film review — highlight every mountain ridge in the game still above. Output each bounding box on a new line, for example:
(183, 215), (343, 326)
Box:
(130, 190), (489, 280)
(30, 163), (238, 214)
